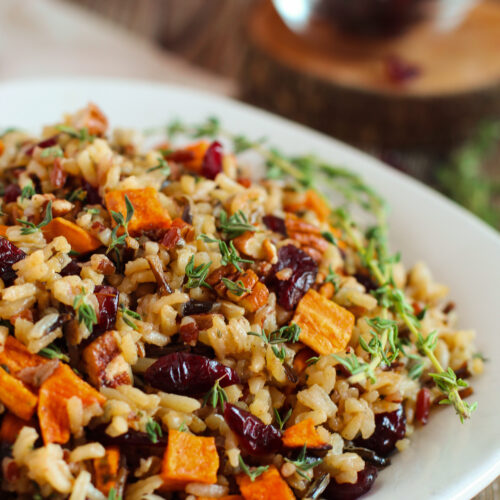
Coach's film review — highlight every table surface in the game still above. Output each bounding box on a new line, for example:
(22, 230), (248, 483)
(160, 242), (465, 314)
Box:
(0, 0), (498, 497)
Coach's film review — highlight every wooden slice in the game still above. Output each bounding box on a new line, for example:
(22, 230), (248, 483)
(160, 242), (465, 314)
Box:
(240, 0), (500, 150)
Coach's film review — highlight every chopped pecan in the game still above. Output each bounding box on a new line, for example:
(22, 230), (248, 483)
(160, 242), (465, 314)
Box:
(50, 158), (67, 189)
(179, 317), (199, 346)
(82, 332), (131, 388)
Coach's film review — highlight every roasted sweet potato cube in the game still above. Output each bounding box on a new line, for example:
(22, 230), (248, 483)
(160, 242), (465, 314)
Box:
(198, 497), (243, 500)
(167, 141), (209, 172)
(162, 430), (219, 486)
(293, 289), (354, 355)
(105, 187), (171, 237)
(0, 367), (38, 420)
(0, 413), (35, 443)
(237, 465), (294, 500)
(42, 217), (101, 254)
(0, 336), (47, 377)
(282, 418), (330, 450)
(38, 363), (106, 444)
(0, 225), (7, 237)
(94, 446), (120, 496)
(82, 331), (131, 388)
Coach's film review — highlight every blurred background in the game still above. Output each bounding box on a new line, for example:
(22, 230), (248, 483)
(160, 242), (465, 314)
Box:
(0, 0), (499, 232)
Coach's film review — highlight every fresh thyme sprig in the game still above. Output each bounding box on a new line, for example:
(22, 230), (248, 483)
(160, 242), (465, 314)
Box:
(40, 146), (63, 158)
(73, 287), (97, 332)
(198, 234), (252, 272)
(145, 418), (163, 443)
(284, 444), (323, 481)
(107, 487), (122, 500)
(107, 194), (134, 254)
(238, 455), (269, 482)
(202, 377), (228, 411)
(20, 182), (35, 202)
(147, 157), (171, 176)
(222, 278), (251, 297)
(324, 265), (340, 292)
(67, 188), (87, 203)
(119, 305), (142, 330)
(55, 125), (95, 143)
(39, 343), (69, 362)
(273, 407), (292, 431)
(248, 324), (301, 362)
(185, 256), (212, 289)
(219, 209), (256, 239)
(17, 201), (53, 235)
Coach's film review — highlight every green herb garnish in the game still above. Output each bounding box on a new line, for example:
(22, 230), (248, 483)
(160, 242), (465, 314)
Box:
(198, 234), (252, 272)
(273, 407), (292, 431)
(284, 444), (323, 481)
(20, 182), (35, 202)
(222, 278), (251, 297)
(147, 157), (170, 176)
(119, 305), (142, 330)
(40, 146), (63, 158)
(73, 287), (98, 332)
(39, 343), (69, 362)
(238, 455), (269, 481)
(202, 377), (228, 411)
(17, 201), (53, 235)
(145, 418), (163, 444)
(107, 194), (134, 254)
(219, 209), (256, 239)
(185, 256), (212, 289)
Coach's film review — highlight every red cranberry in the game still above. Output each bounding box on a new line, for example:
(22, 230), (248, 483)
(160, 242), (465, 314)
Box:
(263, 215), (287, 236)
(94, 285), (119, 334)
(0, 238), (26, 277)
(385, 55), (420, 85)
(144, 352), (240, 396)
(324, 464), (378, 500)
(82, 180), (102, 205)
(354, 405), (406, 457)
(201, 141), (223, 180)
(60, 259), (81, 277)
(223, 403), (282, 455)
(3, 184), (21, 203)
(24, 135), (59, 157)
(266, 244), (318, 310)
(416, 388), (431, 425)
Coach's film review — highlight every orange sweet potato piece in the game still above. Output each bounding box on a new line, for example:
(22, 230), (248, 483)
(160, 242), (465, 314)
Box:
(167, 141), (209, 172)
(0, 336), (47, 377)
(162, 430), (219, 487)
(293, 289), (354, 356)
(198, 497), (243, 500)
(282, 418), (330, 450)
(42, 217), (101, 254)
(0, 367), (38, 420)
(237, 465), (294, 500)
(94, 446), (120, 496)
(0, 139), (4, 156)
(0, 413), (34, 443)
(292, 347), (317, 375)
(82, 332), (131, 388)
(0, 225), (7, 238)
(105, 187), (171, 237)
(38, 363), (106, 444)
(73, 103), (108, 136)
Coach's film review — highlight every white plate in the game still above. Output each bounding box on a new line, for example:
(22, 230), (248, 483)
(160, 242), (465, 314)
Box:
(1, 78), (499, 499)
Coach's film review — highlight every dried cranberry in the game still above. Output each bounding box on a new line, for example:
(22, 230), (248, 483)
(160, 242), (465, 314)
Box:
(60, 259), (81, 277)
(144, 352), (239, 396)
(324, 464), (378, 500)
(266, 244), (318, 310)
(416, 388), (431, 425)
(223, 403), (282, 455)
(0, 238), (26, 278)
(25, 135), (58, 157)
(94, 285), (119, 334)
(82, 180), (102, 205)
(354, 405), (406, 456)
(181, 299), (213, 316)
(385, 55), (420, 84)
(354, 273), (378, 293)
(3, 184), (21, 203)
(201, 141), (223, 180)
(263, 215), (287, 236)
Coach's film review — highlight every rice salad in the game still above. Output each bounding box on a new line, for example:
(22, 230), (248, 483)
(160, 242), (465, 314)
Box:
(0, 104), (481, 500)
